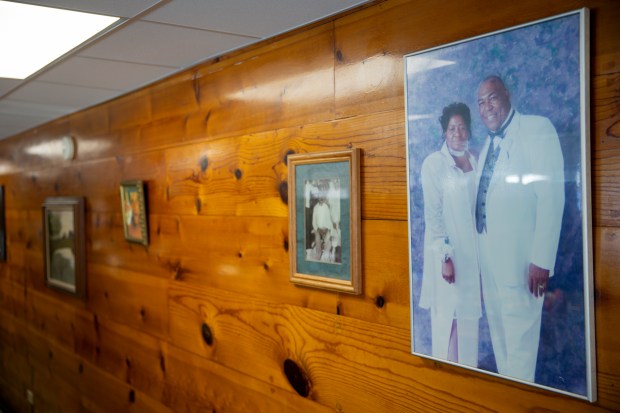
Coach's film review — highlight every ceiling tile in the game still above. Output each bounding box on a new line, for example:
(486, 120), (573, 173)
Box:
(79, 20), (256, 67)
(8, 81), (120, 109)
(0, 99), (71, 118)
(0, 115), (51, 138)
(0, 0), (371, 141)
(37, 56), (175, 92)
(0, 78), (22, 97)
(0, 100), (65, 139)
(0, 122), (37, 140)
(144, 0), (368, 37)
(19, 0), (163, 18)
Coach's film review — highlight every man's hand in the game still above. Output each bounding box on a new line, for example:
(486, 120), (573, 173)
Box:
(442, 259), (455, 284)
(528, 263), (550, 298)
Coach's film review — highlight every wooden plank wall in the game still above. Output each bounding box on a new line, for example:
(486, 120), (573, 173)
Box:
(0, 0), (618, 411)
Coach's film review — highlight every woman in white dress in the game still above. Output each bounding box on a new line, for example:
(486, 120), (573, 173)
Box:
(420, 102), (481, 367)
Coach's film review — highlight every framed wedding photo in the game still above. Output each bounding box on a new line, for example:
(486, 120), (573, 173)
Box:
(404, 9), (594, 400)
(120, 180), (149, 246)
(288, 149), (362, 294)
(43, 197), (86, 298)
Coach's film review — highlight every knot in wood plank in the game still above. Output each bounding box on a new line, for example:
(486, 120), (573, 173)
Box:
(279, 181), (288, 204)
(375, 295), (385, 308)
(283, 359), (310, 397)
(201, 322), (214, 346)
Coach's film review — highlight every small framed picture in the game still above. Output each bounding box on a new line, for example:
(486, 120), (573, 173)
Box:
(0, 185), (6, 262)
(43, 197), (86, 298)
(288, 149), (362, 294)
(120, 180), (149, 245)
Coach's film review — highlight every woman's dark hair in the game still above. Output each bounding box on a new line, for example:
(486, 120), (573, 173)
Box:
(439, 102), (471, 135)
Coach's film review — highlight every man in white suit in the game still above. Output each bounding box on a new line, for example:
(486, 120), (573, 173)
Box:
(474, 75), (565, 382)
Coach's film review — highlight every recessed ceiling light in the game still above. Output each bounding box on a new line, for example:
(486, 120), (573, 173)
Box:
(0, 1), (119, 79)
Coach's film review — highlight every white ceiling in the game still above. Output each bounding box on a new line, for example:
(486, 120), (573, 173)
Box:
(0, 0), (369, 140)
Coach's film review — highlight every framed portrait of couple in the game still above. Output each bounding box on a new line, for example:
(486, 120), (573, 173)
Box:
(404, 9), (595, 401)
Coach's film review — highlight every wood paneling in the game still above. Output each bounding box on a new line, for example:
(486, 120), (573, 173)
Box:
(168, 280), (612, 413)
(163, 343), (336, 413)
(0, 0), (618, 412)
(592, 71), (620, 227)
(87, 263), (169, 339)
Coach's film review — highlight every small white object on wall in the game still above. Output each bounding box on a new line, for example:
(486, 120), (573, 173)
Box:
(61, 136), (75, 160)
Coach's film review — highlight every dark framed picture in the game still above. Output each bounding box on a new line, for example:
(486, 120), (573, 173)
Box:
(43, 197), (86, 298)
(405, 9), (594, 400)
(120, 180), (148, 246)
(0, 185), (5, 262)
(288, 149), (362, 294)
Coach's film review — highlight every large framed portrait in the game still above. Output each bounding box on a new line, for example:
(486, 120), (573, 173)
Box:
(43, 197), (86, 298)
(405, 9), (594, 400)
(288, 149), (362, 294)
(120, 180), (149, 246)
(0, 185), (5, 262)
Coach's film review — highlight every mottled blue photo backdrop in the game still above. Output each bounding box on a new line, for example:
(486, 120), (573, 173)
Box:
(406, 12), (589, 396)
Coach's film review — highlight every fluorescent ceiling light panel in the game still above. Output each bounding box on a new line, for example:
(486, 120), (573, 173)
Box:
(0, 1), (119, 79)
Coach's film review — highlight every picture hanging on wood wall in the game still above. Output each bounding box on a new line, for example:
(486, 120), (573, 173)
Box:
(120, 180), (149, 246)
(0, 185), (6, 262)
(43, 197), (86, 298)
(288, 149), (362, 294)
(404, 9), (595, 400)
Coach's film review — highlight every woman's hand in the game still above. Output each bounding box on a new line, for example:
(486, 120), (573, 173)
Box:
(442, 259), (455, 284)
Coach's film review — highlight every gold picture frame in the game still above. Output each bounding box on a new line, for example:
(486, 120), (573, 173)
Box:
(120, 180), (149, 245)
(288, 149), (362, 294)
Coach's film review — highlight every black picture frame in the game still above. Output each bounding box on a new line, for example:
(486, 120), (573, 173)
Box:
(43, 197), (86, 298)
(0, 186), (6, 262)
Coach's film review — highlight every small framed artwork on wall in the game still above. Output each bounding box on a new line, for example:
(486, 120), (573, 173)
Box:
(120, 180), (149, 246)
(288, 149), (362, 294)
(43, 197), (86, 298)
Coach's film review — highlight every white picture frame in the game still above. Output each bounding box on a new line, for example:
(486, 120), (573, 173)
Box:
(404, 9), (594, 401)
